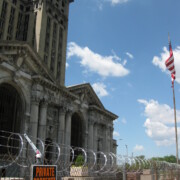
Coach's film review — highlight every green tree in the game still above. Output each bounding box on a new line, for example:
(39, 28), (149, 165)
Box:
(163, 155), (176, 163)
(136, 155), (145, 160)
(151, 155), (176, 163)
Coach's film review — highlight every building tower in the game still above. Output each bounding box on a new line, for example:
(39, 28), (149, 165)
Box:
(0, 0), (73, 85)
(0, 1), (118, 178)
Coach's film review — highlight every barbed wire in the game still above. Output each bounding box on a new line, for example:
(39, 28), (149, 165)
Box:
(0, 130), (180, 178)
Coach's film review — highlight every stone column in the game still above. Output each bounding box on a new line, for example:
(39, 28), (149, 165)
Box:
(109, 127), (114, 152)
(64, 110), (73, 163)
(88, 119), (94, 150)
(37, 101), (48, 141)
(104, 125), (109, 153)
(57, 107), (66, 145)
(29, 97), (40, 144)
(65, 110), (73, 147)
(93, 124), (98, 152)
(24, 112), (30, 134)
(106, 126), (111, 153)
(102, 125), (108, 153)
(84, 131), (88, 149)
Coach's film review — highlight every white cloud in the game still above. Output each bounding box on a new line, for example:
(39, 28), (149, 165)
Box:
(108, 0), (130, 6)
(123, 59), (127, 66)
(113, 131), (120, 137)
(126, 52), (134, 59)
(121, 118), (127, 124)
(96, 0), (130, 10)
(111, 49), (121, 61)
(134, 145), (144, 152)
(152, 46), (180, 83)
(67, 42), (129, 77)
(113, 119), (119, 124)
(138, 99), (180, 146)
(66, 63), (69, 68)
(92, 82), (108, 97)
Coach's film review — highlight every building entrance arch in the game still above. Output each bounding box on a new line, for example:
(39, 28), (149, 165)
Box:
(0, 83), (23, 154)
(71, 113), (83, 148)
(0, 83), (23, 133)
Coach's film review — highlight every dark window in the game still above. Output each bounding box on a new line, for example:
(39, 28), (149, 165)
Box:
(12, 0), (17, 5)
(44, 16), (51, 63)
(57, 28), (63, 79)
(50, 22), (57, 72)
(32, 12), (37, 46)
(23, 14), (29, 41)
(20, 5), (24, 11)
(1, 1), (8, 19)
(7, 6), (15, 39)
(16, 12), (23, 40)
(26, 6), (30, 12)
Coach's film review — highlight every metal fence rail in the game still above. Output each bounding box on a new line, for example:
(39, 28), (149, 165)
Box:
(0, 130), (180, 179)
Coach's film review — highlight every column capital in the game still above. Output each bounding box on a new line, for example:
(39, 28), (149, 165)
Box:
(88, 118), (95, 126)
(66, 109), (73, 117)
(66, 105), (74, 115)
(31, 96), (41, 105)
(59, 106), (67, 114)
(40, 99), (48, 108)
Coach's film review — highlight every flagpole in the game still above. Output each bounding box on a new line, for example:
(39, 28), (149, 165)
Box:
(172, 83), (179, 164)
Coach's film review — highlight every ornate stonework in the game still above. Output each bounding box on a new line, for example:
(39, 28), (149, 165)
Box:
(0, 0), (118, 156)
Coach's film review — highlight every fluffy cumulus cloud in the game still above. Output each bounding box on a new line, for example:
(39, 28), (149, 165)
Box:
(138, 99), (180, 146)
(96, 0), (130, 10)
(67, 42), (129, 78)
(152, 46), (180, 83)
(92, 82), (109, 97)
(113, 131), (120, 138)
(134, 145), (144, 152)
(108, 0), (130, 5)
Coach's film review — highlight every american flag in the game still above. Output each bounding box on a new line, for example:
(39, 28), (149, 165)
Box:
(165, 36), (176, 85)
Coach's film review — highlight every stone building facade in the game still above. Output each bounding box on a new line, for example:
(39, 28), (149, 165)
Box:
(0, 0), (118, 155)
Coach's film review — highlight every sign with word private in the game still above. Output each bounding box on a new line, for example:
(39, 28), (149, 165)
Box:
(31, 165), (57, 180)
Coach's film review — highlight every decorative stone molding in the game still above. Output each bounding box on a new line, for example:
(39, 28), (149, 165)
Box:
(40, 99), (48, 108)
(0, 42), (56, 82)
(31, 95), (41, 105)
(66, 108), (73, 116)
(68, 83), (104, 109)
(110, 127), (114, 132)
(59, 106), (67, 114)
(89, 105), (118, 120)
(88, 118), (95, 126)
(32, 75), (78, 102)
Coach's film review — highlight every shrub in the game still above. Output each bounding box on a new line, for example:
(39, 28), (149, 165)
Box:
(74, 154), (84, 167)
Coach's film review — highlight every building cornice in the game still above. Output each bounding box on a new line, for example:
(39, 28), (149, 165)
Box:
(89, 105), (118, 120)
(0, 41), (78, 100)
(67, 83), (105, 109)
(0, 41), (55, 83)
(32, 75), (78, 100)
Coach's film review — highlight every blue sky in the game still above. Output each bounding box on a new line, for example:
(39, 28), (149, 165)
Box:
(65, 0), (180, 158)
